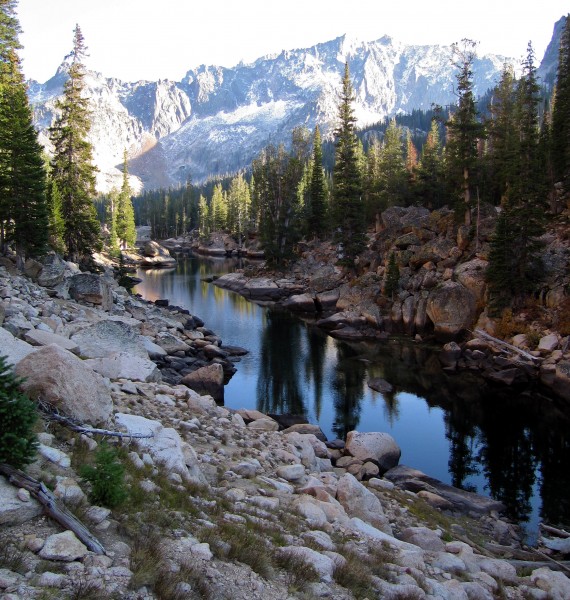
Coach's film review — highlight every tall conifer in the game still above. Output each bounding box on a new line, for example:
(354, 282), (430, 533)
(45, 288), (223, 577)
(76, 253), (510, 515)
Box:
(308, 125), (327, 238)
(332, 63), (365, 267)
(0, 0), (48, 262)
(116, 150), (136, 248)
(551, 15), (570, 191)
(49, 24), (101, 263)
(446, 40), (483, 225)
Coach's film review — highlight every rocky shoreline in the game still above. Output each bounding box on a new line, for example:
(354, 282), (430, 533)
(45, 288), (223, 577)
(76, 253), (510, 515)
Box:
(1, 258), (569, 598)
(200, 204), (570, 404)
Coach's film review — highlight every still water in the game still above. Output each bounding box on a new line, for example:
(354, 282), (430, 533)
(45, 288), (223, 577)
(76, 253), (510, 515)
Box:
(135, 254), (570, 540)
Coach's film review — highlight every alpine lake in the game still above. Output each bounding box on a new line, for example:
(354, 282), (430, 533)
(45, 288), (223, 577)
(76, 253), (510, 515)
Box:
(134, 253), (570, 543)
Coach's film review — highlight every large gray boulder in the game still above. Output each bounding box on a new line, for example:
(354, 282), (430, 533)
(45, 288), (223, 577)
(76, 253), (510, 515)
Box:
(70, 320), (147, 358)
(345, 431), (401, 474)
(0, 476), (43, 525)
(426, 281), (476, 340)
(140, 241), (176, 267)
(454, 259), (488, 302)
(181, 364), (224, 401)
(68, 273), (114, 311)
(336, 473), (391, 533)
(85, 352), (161, 383)
(15, 344), (113, 426)
(384, 465), (505, 515)
(37, 253), (67, 287)
(0, 326), (35, 366)
(24, 329), (80, 354)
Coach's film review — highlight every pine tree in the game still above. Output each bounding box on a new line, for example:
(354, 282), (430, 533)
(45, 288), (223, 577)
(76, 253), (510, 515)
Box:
(384, 252), (400, 299)
(446, 40), (484, 225)
(46, 179), (66, 254)
(307, 125), (327, 238)
(49, 24), (101, 263)
(551, 15), (570, 191)
(485, 63), (518, 205)
(377, 119), (407, 209)
(0, 355), (37, 469)
(332, 62), (365, 267)
(210, 183), (227, 231)
(415, 119), (446, 209)
(115, 150), (136, 248)
(0, 0), (48, 263)
(227, 173), (251, 245)
(487, 43), (546, 309)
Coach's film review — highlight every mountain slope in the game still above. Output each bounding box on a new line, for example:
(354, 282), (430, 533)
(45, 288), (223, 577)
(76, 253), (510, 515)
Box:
(28, 34), (523, 191)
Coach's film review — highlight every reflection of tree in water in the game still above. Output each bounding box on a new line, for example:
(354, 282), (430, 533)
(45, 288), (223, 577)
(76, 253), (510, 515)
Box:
(304, 327), (328, 420)
(443, 403), (481, 492)
(331, 344), (366, 439)
(256, 309), (305, 417)
(476, 396), (538, 522)
(537, 416), (570, 528)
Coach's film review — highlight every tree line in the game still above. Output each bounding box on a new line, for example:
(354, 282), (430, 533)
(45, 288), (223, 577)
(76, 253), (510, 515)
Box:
(134, 23), (570, 316)
(1, 0), (569, 316)
(0, 1), (136, 268)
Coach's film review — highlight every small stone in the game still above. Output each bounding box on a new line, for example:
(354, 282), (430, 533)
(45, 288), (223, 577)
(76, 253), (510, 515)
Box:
(276, 464), (305, 481)
(17, 488), (31, 502)
(39, 531), (88, 562)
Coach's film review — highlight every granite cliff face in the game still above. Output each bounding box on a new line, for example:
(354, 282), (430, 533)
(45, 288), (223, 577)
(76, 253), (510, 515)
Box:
(29, 34), (510, 192)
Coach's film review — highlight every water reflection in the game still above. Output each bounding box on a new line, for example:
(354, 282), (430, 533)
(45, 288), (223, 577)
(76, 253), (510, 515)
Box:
(135, 255), (570, 534)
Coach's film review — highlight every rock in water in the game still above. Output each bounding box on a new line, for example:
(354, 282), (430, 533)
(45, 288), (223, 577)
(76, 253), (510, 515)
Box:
(426, 281), (476, 341)
(181, 363), (224, 402)
(367, 377), (394, 393)
(345, 431), (401, 474)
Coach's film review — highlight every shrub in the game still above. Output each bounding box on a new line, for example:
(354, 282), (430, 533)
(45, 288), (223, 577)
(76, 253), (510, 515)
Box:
(79, 442), (127, 508)
(0, 355), (38, 468)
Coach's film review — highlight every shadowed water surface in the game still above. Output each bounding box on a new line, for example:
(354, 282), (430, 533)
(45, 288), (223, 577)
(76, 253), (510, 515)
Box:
(135, 255), (570, 541)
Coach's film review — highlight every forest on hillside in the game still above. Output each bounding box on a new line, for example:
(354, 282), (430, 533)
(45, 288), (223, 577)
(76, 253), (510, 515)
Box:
(1, 0), (569, 317)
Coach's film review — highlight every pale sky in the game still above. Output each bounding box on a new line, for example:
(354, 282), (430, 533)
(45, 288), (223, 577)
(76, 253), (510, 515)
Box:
(16, 0), (569, 83)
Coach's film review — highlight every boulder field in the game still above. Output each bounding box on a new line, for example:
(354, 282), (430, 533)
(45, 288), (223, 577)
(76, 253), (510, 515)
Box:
(0, 259), (569, 598)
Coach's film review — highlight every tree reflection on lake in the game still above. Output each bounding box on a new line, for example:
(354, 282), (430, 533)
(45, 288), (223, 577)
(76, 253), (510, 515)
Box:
(136, 254), (570, 539)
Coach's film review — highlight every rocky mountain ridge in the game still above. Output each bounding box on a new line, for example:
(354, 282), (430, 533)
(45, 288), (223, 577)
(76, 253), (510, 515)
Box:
(1, 260), (569, 599)
(29, 34), (516, 192)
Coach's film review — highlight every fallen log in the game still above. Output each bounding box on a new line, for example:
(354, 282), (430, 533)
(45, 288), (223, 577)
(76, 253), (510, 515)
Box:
(40, 405), (153, 439)
(472, 329), (542, 363)
(508, 559), (570, 573)
(540, 523), (570, 538)
(0, 463), (106, 555)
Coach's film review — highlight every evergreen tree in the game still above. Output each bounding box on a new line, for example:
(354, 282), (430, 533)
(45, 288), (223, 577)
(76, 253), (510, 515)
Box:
(332, 63), (365, 267)
(487, 43), (546, 309)
(446, 40), (484, 225)
(0, 0), (48, 263)
(227, 173), (251, 245)
(105, 188), (119, 254)
(415, 119), (447, 209)
(384, 252), (400, 299)
(46, 179), (66, 254)
(49, 24), (101, 263)
(485, 63), (518, 205)
(0, 355), (37, 469)
(253, 136), (304, 264)
(307, 125), (328, 238)
(197, 194), (210, 239)
(210, 183), (227, 231)
(115, 150), (136, 248)
(377, 119), (407, 209)
(551, 15), (570, 191)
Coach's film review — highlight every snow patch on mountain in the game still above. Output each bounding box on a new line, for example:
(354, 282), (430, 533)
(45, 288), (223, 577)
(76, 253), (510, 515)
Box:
(28, 33), (524, 191)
